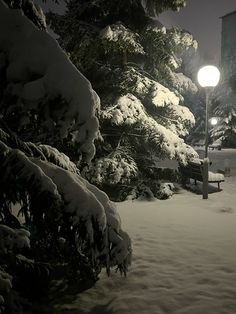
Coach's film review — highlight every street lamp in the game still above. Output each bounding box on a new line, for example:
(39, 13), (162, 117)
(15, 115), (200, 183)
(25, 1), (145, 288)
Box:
(197, 65), (220, 199)
(210, 117), (218, 126)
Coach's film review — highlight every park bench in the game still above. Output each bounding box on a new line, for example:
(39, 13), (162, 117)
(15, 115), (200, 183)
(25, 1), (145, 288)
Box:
(208, 141), (222, 150)
(179, 159), (225, 190)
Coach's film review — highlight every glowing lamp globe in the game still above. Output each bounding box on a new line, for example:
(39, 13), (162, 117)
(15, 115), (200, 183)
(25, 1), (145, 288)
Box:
(197, 65), (220, 87)
(210, 117), (218, 126)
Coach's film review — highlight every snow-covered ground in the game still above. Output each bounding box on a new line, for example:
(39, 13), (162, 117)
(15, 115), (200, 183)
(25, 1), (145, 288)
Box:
(54, 149), (236, 314)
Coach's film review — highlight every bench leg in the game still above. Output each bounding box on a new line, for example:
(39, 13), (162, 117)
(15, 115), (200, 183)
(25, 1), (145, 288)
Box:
(218, 182), (220, 191)
(194, 179), (197, 185)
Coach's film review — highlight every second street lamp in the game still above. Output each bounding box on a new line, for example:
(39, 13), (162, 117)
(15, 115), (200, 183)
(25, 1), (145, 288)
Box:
(210, 117), (218, 126)
(197, 65), (220, 199)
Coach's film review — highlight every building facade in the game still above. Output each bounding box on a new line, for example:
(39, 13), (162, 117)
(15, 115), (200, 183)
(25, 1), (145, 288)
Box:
(221, 10), (236, 77)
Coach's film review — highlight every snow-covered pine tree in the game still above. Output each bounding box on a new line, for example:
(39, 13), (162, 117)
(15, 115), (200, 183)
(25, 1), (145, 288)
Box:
(0, 1), (131, 311)
(0, 123), (131, 312)
(48, 0), (198, 200)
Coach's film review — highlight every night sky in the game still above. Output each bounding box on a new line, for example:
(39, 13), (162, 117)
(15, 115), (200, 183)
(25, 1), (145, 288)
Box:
(36, 0), (236, 64)
(159, 0), (236, 64)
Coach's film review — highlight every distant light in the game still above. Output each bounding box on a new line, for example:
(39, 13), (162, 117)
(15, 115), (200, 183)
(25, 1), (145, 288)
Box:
(197, 65), (220, 87)
(210, 117), (218, 125)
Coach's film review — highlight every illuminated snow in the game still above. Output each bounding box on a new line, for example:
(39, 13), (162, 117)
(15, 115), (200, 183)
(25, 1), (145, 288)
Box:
(55, 149), (236, 314)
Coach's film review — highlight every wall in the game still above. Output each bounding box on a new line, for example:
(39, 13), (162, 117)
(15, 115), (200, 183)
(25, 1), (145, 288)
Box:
(221, 11), (236, 77)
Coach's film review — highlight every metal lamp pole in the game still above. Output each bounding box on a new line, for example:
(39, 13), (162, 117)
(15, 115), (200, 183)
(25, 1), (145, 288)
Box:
(197, 65), (220, 200)
(202, 88), (210, 199)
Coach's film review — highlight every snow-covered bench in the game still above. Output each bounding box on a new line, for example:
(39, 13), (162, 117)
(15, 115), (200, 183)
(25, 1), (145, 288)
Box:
(208, 141), (222, 150)
(179, 159), (225, 190)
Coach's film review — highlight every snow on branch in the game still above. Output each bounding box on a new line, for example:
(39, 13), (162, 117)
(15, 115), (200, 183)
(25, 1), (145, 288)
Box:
(169, 72), (198, 95)
(0, 268), (12, 311)
(114, 67), (195, 136)
(100, 23), (145, 55)
(37, 144), (78, 173)
(0, 224), (30, 254)
(82, 155), (138, 186)
(103, 93), (197, 163)
(171, 28), (198, 50)
(0, 142), (63, 221)
(31, 158), (132, 269)
(0, 131), (131, 273)
(0, 124), (78, 173)
(0, 0), (100, 161)
(31, 158), (107, 234)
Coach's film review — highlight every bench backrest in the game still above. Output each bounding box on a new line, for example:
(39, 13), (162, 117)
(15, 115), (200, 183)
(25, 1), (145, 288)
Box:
(179, 162), (203, 181)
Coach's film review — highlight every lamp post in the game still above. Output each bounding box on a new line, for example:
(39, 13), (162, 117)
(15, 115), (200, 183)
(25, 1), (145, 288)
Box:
(197, 65), (220, 199)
